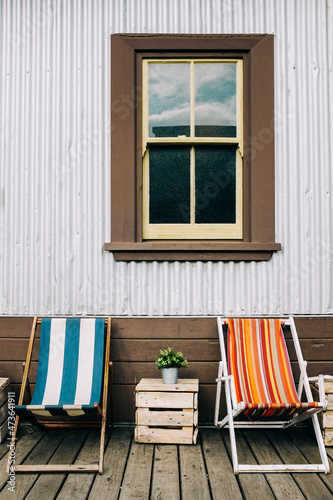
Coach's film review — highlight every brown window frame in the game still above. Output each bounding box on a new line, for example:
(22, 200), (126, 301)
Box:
(104, 34), (281, 261)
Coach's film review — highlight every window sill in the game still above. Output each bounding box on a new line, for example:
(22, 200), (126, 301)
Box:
(104, 241), (281, 261)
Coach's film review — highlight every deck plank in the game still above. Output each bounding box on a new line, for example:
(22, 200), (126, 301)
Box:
(285, 428), (333, 494)
(266, 429), (333, 500)
(201, 428), (243, 500)
(88, 427), (132, 500)
(0, 427), (45, 491)
(1, 430), (66, 500)
(150, 444), (180, 500)
(118, 440), (154, 499)
(0, 428), (24, 461)
(56, 430), (105, 500)
(244, 430), (305, 499)
(179, 436), (211, 500)
(0, 425), (328, 499)
(24, 430), (89, 500)
(326, 446), (333, 461)
(222, 430), (275, 500)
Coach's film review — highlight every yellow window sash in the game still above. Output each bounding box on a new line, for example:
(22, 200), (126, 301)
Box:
(142, 59), (243, 240)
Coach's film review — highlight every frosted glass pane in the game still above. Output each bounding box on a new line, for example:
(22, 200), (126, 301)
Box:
(195, 146), (236, 223)
(149, 146), (191, 224)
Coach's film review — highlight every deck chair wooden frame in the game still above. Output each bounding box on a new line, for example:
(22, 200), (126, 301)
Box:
(6, 316), (112, 474)
(214, 316), (330, 474)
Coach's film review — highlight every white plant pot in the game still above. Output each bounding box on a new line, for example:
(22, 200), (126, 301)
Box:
(162, 367), (179, 384)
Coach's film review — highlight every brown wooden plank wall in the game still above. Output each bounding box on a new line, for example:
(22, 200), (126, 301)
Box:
(0, 317), (332, 423)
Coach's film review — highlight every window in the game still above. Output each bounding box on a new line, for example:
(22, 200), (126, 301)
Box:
(104, 34), (281, 261)
(142, 59), (243, 240)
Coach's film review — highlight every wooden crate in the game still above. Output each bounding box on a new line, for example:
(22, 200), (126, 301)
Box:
(0, 378), (10, 443)
(135, 378), (199, 444)
(0, 418), (8, 443)
(311, 380), (333, 446)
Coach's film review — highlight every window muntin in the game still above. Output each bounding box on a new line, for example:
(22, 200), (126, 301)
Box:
(142, 59), (243, 240)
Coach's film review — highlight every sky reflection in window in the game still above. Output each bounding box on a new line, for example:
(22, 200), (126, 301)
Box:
(149, 63), (190, 137)
(148, 62), (237, 138)
(195, 63), (236, 137)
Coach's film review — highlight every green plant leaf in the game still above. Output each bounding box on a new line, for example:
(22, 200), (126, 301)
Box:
(155, 347), (188, 369)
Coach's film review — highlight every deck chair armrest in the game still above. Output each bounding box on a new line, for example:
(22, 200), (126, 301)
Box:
(308, 374), (333, 403)
(216, 370), (238, 410)
(94, 402), (103, 417)
(216, 375), (233, 382)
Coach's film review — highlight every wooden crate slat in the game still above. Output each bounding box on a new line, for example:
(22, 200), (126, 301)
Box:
(136, 391), (194, 409)
(0, 378), (10, 410)
(323, 429), (333, 447)
(136, 378), (199, 392)
(323, 382), (333, 393)
(0, 400), (7, 427)
(327, 394), (333, 411)
(0, 378), (9, 443)
(136, 426), (194, 444)
(193, 427), (198, 444)
(0, 392), (7, 408)
(323, 413), (333, 428)
(0, 419), (8, 443)
(0, 378), (9, 392)
(311, 381), (333, 445)
(311, 381), (333, 399)
(136, 408), (194, 427)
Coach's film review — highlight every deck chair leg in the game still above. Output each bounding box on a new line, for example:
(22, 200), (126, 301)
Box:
(214, 362), (223, 426)
(228, 417), (239, 474)
(312, 413), (330, 473)
(98, 414), (107, 474)
(225, 379), (239, 474)
(98, 315), (112, 474)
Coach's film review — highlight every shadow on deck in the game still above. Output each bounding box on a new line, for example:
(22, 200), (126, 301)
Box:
(1, 425), (333, 499)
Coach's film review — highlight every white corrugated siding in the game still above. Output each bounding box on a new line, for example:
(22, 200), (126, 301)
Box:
(0, 0), (332, 316)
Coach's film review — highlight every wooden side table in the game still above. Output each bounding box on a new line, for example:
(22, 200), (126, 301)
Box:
(135, 378), (199, 444)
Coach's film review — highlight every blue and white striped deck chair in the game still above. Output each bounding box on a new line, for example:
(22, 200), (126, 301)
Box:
(8, 316), (112, 474)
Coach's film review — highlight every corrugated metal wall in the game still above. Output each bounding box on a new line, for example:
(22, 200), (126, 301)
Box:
(1, 0), (332, 316)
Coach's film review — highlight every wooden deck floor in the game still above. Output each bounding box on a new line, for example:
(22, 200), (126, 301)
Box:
(1, 425), (333, 499)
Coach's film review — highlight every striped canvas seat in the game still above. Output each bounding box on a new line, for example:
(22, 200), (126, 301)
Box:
(227, 318), (319, 419)
(16, 318), (105, 417)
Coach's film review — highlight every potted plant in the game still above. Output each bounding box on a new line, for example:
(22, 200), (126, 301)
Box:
(156, 347), (188, 384)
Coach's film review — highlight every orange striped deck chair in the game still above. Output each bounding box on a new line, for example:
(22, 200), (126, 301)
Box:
(214, 317), (330, 474)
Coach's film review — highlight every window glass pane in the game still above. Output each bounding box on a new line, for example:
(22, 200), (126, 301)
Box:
(195, 63), (237, 138)
(149, 63), (190, 138)
(195, 146), (236, 223)
(149, 146), (191, 224)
